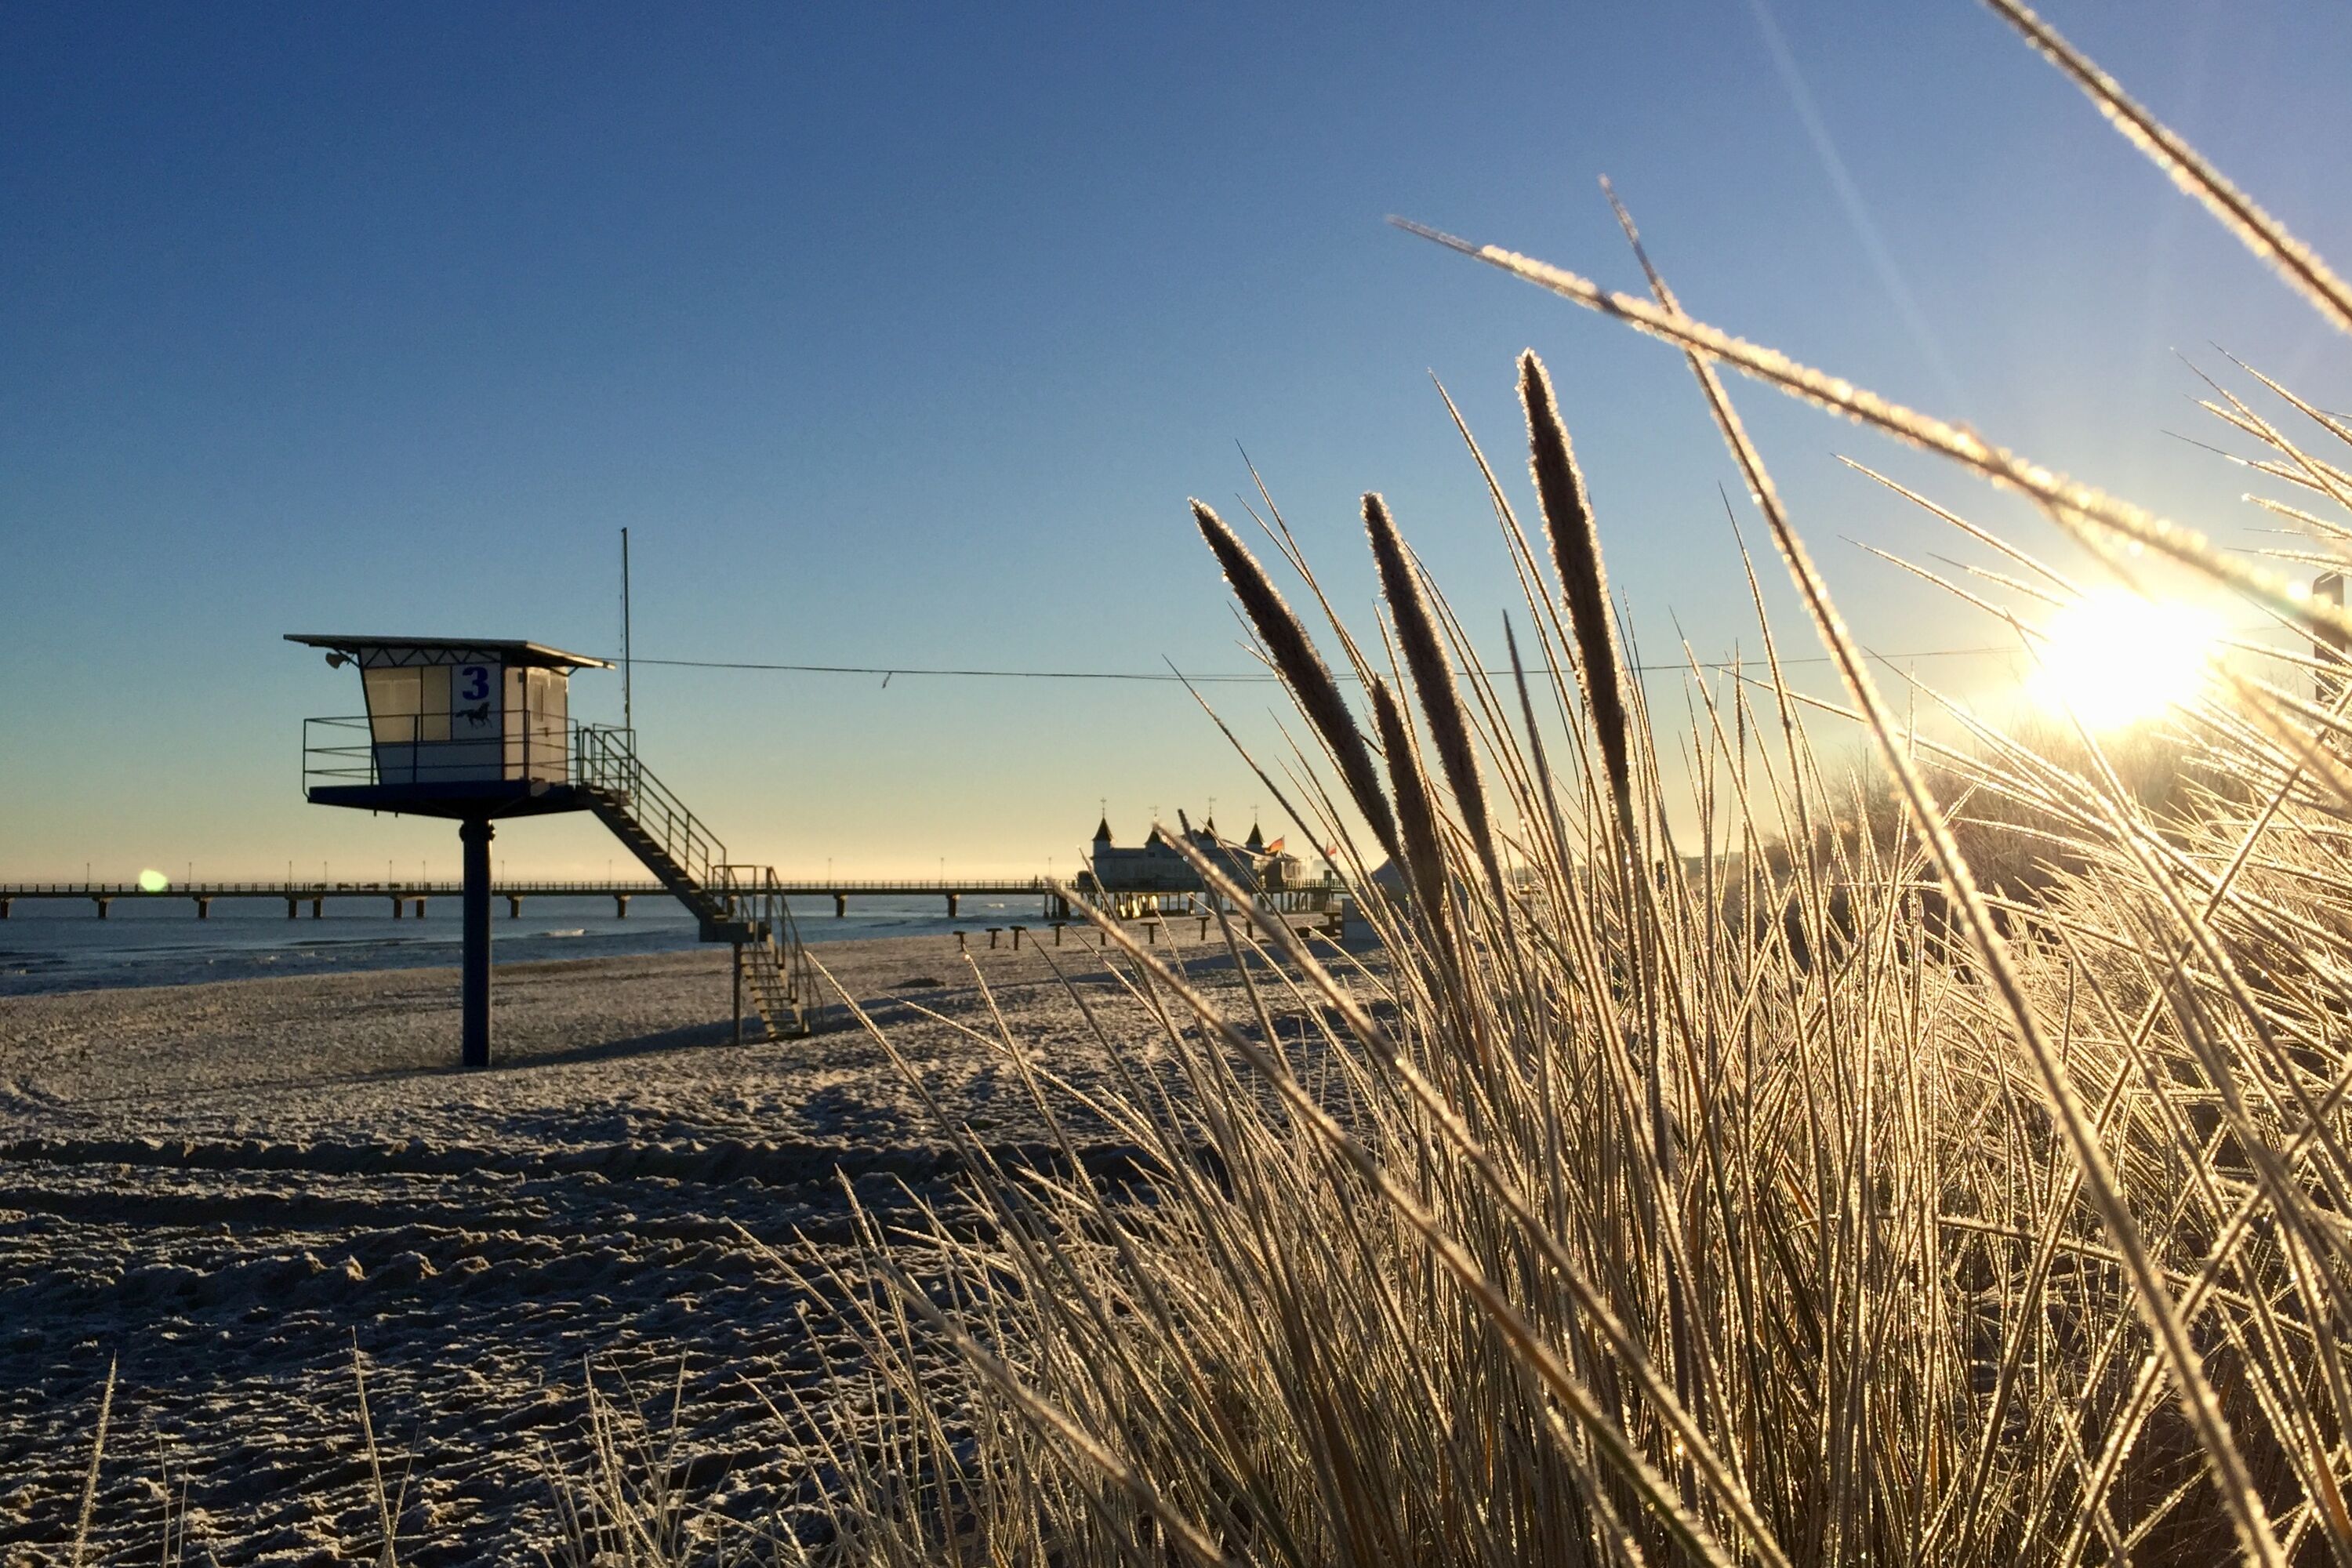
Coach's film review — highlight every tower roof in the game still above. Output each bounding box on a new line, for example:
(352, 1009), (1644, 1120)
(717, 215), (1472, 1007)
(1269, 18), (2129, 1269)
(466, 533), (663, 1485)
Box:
(1094, 815), (1113, 843)
(285, 634), (611, 671)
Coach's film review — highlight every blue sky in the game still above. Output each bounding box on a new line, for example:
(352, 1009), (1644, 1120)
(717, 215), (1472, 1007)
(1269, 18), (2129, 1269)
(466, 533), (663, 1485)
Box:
(5, 2), (2349, 878)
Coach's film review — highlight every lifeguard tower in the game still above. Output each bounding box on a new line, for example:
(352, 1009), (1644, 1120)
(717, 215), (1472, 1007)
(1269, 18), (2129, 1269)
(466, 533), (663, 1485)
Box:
(291, 634), (816, 1067)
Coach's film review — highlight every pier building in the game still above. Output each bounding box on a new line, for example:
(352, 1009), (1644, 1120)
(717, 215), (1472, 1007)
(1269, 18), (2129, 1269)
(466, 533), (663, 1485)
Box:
(1075, 812), (1326, 916)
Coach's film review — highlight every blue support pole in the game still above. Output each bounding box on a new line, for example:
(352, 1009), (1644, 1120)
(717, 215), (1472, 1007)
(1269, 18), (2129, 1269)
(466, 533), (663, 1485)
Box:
(461, 817), (494, 1069)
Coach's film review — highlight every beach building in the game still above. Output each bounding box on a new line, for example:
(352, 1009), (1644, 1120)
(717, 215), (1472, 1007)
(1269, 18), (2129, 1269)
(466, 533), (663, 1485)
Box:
(1075, 812), (1322, 914)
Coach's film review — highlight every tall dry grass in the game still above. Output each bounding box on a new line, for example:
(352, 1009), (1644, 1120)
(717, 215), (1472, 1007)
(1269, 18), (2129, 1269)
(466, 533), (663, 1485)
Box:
(778, 8), (2352, 1567)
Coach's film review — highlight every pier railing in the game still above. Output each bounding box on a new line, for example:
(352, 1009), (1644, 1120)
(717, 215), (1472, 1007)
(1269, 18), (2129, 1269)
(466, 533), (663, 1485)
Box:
(0, 877), (1343, 903)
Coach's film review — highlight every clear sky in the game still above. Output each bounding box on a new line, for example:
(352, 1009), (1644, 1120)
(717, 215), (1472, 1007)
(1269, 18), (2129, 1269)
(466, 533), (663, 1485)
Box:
(5, 2), (2349, 880)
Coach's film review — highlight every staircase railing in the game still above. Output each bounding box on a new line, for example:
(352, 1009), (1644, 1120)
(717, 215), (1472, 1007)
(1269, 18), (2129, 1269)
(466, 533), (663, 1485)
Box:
(575, 725), (731, 898)
(715, 863), (818, 1023)
(575, 724), (814, 1037)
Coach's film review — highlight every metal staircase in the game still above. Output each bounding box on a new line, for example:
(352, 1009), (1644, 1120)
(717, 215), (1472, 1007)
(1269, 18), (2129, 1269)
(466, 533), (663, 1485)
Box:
(575, 724), (818, 1039)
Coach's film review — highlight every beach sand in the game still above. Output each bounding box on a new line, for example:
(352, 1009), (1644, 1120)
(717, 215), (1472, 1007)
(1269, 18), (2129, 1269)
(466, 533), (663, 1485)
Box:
(0, 928), (1253, 1565)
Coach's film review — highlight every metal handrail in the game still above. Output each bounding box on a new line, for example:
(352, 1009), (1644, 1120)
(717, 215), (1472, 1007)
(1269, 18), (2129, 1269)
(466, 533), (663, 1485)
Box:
(713, 863), (817, 1009)
(303, 713), (574, 790)
(575, 731), (812, 1029)
(575, 725), (732, 892)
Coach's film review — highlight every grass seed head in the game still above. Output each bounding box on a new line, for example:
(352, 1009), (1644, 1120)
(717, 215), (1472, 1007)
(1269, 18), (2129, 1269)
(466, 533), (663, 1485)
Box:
(1363, 491), (1502, 895)
(1193, 498), (1403, 863)
(1367, 671), (1450, 927)
(1520, 350), (1635, 830)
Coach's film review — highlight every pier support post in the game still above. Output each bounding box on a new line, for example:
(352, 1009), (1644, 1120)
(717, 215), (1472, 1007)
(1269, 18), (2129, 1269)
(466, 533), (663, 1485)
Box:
(412, 898), (426, 919)
(506, 895), (523, 920)
(945, 892), (959, 917)
(310, 898), (323, 919)
(833, 891), (847, 919)
(94, 897), (111, 919)
(196, 898), (212, 920)
(2, 898), (13, 920)
(460, 817), (494, 1071)
(391, 897), (403, 919)
(285, 898), (297, 920)
(614, 895), (630, 919)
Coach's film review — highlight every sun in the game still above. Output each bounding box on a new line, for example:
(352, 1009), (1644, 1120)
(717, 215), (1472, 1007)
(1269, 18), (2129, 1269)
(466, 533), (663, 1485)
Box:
(2028, 588), (2222, 730)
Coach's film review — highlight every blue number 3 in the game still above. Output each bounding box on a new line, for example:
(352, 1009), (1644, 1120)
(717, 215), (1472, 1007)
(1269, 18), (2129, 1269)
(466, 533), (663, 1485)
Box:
(459, 667), (490, 702)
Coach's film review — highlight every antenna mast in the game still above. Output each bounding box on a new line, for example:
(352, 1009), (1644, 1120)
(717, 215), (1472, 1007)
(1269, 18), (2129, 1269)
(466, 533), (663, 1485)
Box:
(621, 528), (633, 733)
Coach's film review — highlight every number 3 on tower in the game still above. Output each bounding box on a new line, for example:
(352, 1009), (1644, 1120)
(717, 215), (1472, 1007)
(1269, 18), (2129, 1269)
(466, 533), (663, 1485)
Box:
(453, 666), (495, 731)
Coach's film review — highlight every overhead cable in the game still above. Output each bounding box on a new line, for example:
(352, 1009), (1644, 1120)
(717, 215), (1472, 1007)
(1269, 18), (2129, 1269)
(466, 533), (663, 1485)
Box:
(604, 646), (2030, 683)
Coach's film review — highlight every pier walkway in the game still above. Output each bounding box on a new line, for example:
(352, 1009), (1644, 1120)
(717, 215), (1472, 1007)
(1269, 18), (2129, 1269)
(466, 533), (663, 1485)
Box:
(0, 877), (1335, 922)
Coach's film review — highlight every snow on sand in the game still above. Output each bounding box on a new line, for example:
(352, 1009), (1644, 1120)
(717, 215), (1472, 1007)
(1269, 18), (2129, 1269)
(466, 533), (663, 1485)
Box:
(0, 932), (1196, 1564)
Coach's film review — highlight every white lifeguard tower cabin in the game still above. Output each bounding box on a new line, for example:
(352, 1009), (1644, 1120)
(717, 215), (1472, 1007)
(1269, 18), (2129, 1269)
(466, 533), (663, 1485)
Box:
(289, 635), (606, 813)
(288, 633), (815, 1068)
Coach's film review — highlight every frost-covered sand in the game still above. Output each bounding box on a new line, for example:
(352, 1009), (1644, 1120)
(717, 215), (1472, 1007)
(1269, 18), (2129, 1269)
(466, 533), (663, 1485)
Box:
(0, 931), (1236, 1564)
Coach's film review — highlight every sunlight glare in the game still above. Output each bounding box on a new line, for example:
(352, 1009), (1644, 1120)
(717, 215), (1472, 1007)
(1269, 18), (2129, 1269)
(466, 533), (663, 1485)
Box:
(2029, 589), (2221, 730)
(136, 869), (170, 891)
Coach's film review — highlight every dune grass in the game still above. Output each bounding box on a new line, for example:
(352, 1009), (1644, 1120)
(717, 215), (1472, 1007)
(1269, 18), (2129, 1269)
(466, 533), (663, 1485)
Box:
(34, 6), (2352, 1563)
(778, 7), (2352, 1566)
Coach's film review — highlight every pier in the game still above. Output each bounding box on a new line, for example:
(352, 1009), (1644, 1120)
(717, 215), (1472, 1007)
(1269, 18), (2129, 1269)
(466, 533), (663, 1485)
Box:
(0, 877), (1343, 922)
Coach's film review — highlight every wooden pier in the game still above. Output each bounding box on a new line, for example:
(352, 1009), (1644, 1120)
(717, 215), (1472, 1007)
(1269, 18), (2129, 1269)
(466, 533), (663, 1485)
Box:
(0, 877), (1343, 922)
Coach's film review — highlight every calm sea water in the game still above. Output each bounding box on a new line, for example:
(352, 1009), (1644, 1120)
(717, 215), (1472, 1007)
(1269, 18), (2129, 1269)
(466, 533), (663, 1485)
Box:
(0, 893), (1055, 997)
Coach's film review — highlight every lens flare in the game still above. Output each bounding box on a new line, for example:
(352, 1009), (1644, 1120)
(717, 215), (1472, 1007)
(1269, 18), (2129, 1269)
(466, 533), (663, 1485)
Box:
(2029, 589), (2222, 730)
(136, 869), (170, 892)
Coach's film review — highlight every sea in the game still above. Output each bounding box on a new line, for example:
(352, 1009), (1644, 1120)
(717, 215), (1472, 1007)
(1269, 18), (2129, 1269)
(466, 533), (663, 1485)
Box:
(0, 893), (1056, 998)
